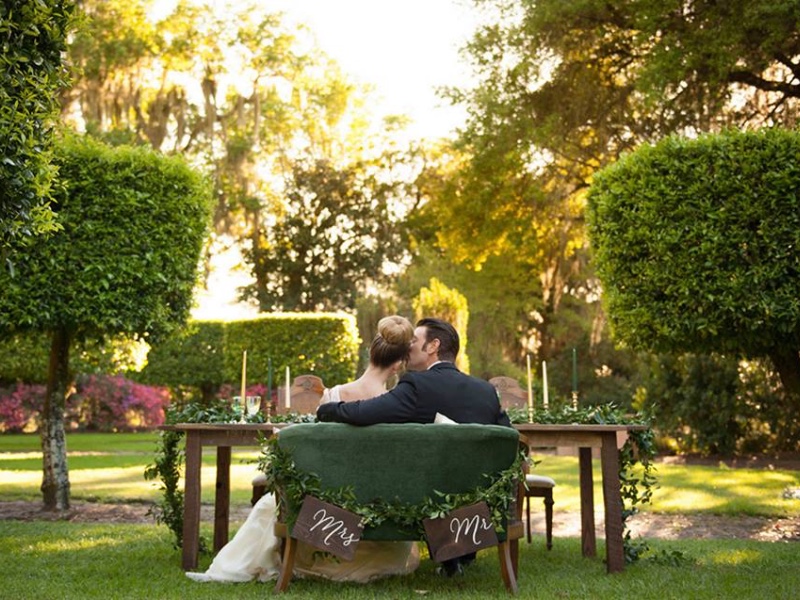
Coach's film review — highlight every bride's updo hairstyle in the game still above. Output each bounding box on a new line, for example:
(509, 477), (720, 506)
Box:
(370, 315), (413, 368)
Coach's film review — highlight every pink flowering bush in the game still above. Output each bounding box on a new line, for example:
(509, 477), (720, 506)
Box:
(0, 382), (46, 433)
(70, 374), (170, 431)
(0, 375), (170, 433)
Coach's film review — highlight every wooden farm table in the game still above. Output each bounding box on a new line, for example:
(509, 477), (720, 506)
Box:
(513, 423), (647, 573)
(159, 423), (284, 570)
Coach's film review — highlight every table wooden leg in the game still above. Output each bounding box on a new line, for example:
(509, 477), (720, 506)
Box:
(600, 434), (625, 573)
(182, 432), (202, 571)
(213, 446), (232, 553)
(578, 447), (596, 558)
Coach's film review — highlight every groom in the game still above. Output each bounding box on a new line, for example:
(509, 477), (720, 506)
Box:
(316, 317), (510, 427)
(316, 317), (511, 577)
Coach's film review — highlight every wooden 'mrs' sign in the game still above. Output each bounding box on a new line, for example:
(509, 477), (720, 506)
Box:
(291, 496), (363, 560)
(423, 501), (499, 562)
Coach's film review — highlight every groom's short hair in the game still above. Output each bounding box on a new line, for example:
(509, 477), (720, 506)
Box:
(417, 318), (459, 362)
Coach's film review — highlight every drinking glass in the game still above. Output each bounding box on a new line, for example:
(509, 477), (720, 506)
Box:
(233, 396), (246, 423)
(246, 395), (262, 417)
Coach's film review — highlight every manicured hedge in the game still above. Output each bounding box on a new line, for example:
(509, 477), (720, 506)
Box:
(2, 314), (360, 399)
(140, 314), (360, 395)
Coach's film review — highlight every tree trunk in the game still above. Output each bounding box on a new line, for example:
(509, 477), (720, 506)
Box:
(41, 328), (72, 511)
(768, 347), (800, 398)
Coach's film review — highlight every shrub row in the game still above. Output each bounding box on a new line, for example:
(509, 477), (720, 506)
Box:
(138, 313), (360, 400)
(0, 375), (169, 433)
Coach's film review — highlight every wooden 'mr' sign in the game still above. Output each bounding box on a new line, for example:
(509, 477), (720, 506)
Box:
(291, 496), (363, 560)
(423, 501), (499, 562)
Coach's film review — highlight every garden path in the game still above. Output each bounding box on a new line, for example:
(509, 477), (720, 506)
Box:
(1, 501), (797, 542)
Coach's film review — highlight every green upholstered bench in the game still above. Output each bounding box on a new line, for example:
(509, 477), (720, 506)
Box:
(268, 422), (524, 594)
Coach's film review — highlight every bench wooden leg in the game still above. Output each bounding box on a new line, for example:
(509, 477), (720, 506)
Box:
(498, 541), (519, 595)
(274, 536), (298, 593)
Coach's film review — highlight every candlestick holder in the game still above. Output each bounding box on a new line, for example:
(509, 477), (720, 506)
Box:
(571, 391), (579, 411)
(527, 406), (534, 423)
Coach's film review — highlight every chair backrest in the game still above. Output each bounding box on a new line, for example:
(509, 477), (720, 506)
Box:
(276, 423), (520, 538)
(276, 374), (324, 415)
(489, 376), (528, 410)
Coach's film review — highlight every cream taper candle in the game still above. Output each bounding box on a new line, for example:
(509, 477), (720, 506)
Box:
(285, 366), (291, 409)
(526, 354), (533, 421)
(542, 360), (549, 409)
(240, 350), (247, 404)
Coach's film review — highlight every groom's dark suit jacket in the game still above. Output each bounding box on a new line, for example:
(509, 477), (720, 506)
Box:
(316, 362), (510, 427)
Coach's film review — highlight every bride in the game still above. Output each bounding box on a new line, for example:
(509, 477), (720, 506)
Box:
(186, 315), (420, 584)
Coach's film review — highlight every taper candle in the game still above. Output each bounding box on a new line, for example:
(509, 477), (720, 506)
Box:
(267, 357), (273, 403)
(542, 360), (549, 409)
(240, 350), (247, 404)
(572, 348), (578, 393)
(285, 366), (291, 409)
(526, 354), (533, 420)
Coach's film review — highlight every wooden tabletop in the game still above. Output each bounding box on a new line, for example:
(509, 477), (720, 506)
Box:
(159, 422), (284, 432)
(513, 423), (648, 432)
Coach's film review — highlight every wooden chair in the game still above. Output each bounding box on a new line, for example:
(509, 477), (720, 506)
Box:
(276, 374), (324, 415)
(269, 423), (525, 594)
(489, 376), (528, 411)
(491, 377), (556, 550)
(525, 473), (555, 549)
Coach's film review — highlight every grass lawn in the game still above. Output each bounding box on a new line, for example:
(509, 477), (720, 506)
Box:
(1, 432), (799, 515)
(1, 521), (798, 600)
(0, 433), (800, 600)
(1, 432), (799, 599)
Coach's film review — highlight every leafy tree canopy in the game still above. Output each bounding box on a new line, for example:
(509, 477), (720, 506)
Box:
(245, 157), (405, 312)
(0, 0), (75, 254)
(587, 128), (800, 394)
(0, 133), (212, 342)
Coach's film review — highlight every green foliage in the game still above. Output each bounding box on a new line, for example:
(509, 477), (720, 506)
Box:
(223, 313), (360, 386)
(141, 314), (359, 394)
(244, 158), (406, 312)
(446, 0), (800, 393)
(413, 277), (471, 373)
(0, 134), (212, 341)
(637, 353), (800, 455)
(0, 331), (146, 384)
(138, 321), (226, 400)
(587, 129), (800, 380)
(0, 133), (211, 508)
(0, 0), (75, 252)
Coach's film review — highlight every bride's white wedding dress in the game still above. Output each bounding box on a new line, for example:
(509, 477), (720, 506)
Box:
(186, 385), (420, 584)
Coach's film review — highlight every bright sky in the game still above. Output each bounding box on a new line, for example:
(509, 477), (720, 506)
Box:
(271, 0), (481, 140)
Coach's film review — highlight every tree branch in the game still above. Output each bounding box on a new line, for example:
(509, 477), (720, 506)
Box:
(727, 70), (800, 98)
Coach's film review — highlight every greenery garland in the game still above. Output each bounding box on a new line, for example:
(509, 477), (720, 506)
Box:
(508, 403), (658, 563)
(257, 435), (527, 538)
(146, 400), (655, 564)
(144, 400), (314, 549)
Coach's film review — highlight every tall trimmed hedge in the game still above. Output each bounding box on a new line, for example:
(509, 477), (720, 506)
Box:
(0, 0), (75, 249)
(140, 314), (360, 397)
(587, 128), (800, 399)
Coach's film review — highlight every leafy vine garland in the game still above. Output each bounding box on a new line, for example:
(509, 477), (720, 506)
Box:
(143, 399), (313, 549)
(509, 403), (658, 562)
(146, 402), (655, 563)
(257, 435), (527, 538)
